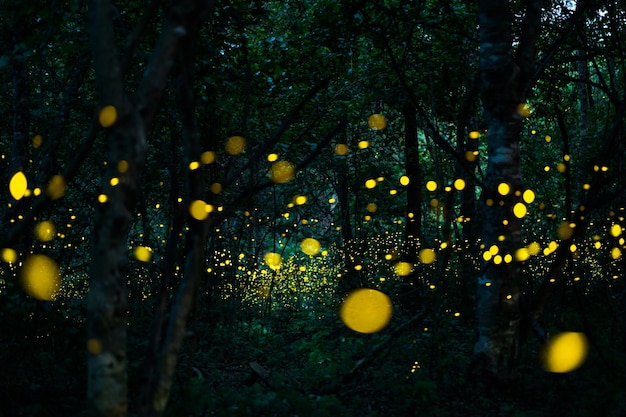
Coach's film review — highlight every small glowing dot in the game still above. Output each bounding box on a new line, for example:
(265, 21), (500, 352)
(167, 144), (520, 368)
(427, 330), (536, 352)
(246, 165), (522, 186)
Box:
(98, 194), (108, 203)
(189, 161), (200, 170)
(358, 140), (369, 149)
(468, 131), (480, 139)
(426, 181), (437, 192)
(400, 175), (410, 186)
(365, 179), (377, 189)
(453, 178), (466, 190)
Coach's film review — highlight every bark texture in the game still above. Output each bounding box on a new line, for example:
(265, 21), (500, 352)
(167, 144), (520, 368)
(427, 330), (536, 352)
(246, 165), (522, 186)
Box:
(473, 0), (542, 383)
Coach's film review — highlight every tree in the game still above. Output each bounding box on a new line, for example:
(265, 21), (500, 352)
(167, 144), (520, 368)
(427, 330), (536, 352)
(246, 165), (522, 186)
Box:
(472, 0), (543, 383)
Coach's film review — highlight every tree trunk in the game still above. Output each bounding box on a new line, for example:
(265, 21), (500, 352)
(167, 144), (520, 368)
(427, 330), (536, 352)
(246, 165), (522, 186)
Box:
(473, 0), (542, 383)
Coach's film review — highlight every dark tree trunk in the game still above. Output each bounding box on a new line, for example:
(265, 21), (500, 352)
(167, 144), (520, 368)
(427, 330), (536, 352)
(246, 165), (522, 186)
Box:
(473, 0), (542, 383)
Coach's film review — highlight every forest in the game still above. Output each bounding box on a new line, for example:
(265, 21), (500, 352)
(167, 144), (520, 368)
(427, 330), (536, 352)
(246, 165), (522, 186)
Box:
(1, 0), (625, 416)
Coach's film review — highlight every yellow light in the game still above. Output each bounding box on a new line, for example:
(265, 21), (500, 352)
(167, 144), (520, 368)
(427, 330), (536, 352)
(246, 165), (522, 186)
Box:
(328, 198), (336, 204)
(9, 171), (28, 200)
(400, 175), (410, 186)
(557, 222), (574, 240)
(516, 103), (532, 117)
(366, 203), (377, 212)
(201, 151), (216, 164)
(98, 194), (108, 203)
(358, 140), (369, 149)
(557, 163), (567, 173)
(35, 221), (56, 242)
(87, 339), (102, 355)
(611, 247), (622, 259)
(513, 202), (527, 218)
(334, 144), (349, 155)
(465, 151), (478, 162)
(110, 177), (120, 186)
(489, 245), (499, 255)
(419, 248), (436, 264)
(367, 114), (387, 130)
(266, 153), (279, 162)
(453, 178), (466, 191)
(44, 174), (66, 200)
(300, 238), (321, 256)
(545, 135), (552, 143)
(32, 134), (43, 148)
(339, 288), (392, 333)
(528, 242), (541, 255)
(365, 179), (377, 189)
(426, 181), (437, 192)
(295, 195), (307, 205)
(264, 252), (282, 270)
(497, 182), (510, 196)
(20, 254), (61, 301)
(189, 199), (209, 220)
(1, 248), (18, 263)
(468, 131), (480, 139)
(189, 161), (200, 170)
(394, 261), (413, 276)
(211, 183), (222, 194)
(543, 332), (588, 373)
(134, 246), (152, 262)
(514, 248), (530, 261)
(225, 136), (246, 155)
(98, 105), (117, 127)
(610, 224), (622, 237)
(270, 161), (295, 183)
(522, 189), (535, 204)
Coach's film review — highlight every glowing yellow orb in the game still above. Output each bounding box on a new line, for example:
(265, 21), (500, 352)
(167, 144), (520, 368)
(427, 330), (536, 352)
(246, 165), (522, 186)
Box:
(468, 131), (480, 139)
(98, 105), (118, 127)
(264, 252), (282, 270)
(300, 238), (321, 256)
(543, 332), (588, 373)
(365, 179), (377, 189)
(21, 254), (61, 301)
(134, 246), (152, 262)
(367, 113), (387, 130)
(270, 161), (295, 183)
(610, 224), (622, 237)
(225, 136), (246, 155)
(513, 202), (527, 218)
(394, 261), (413, 276)
(45, 174), (66, 200)
(340, 288), (392, 333)
(358, 140), (369, 149)
(419, 248), (436, 264)
(189, 199), (209, 220)
(1, 248), (18, 263)
(201, 151), (216, 164)
(454, 178), (466, 191)
(334, 144), (349, 155)
(400, 176), (410, 186)
(9, 171), (28, 200)
(366, 203), (377, 213)
(497, 182), (511, 195)
(522, 189), (535, 204)
(426, 181), (437, 192)
(35, 221), (56, 242)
